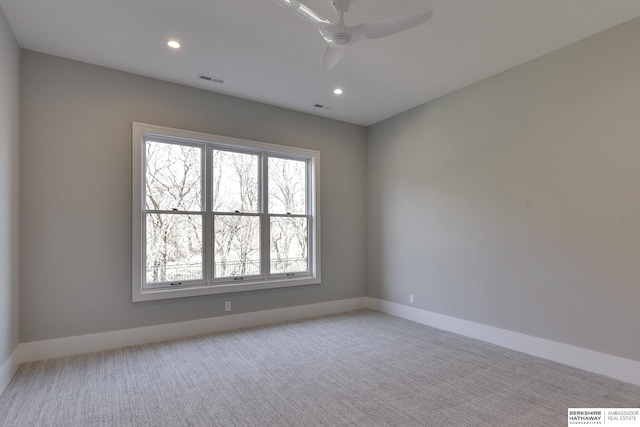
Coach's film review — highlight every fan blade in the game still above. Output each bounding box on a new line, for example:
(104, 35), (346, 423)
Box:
(321, 44), (345, 69)
(272, 0), (331, 27)
(357, 7), (432, 40)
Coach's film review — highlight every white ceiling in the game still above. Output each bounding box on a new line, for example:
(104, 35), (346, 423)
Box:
(2, 0), (640, 126)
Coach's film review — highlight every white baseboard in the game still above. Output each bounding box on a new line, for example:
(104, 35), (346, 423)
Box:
(366, 297), (640, 386)
(0, 348), (20, 397)
(18, 297), (368, 363)
(13, 296), (640, 388)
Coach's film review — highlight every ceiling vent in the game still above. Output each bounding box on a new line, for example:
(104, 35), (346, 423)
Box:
(314, 104), (333, 110)
(198, 74), (225, 84)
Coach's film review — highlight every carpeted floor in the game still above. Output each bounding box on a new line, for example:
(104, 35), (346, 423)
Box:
(1, 310), (639, 426)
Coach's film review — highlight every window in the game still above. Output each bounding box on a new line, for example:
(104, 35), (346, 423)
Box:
(132, 123), (320, 302)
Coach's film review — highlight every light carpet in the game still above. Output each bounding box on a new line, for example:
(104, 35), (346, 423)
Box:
(1, 310), (639, 426)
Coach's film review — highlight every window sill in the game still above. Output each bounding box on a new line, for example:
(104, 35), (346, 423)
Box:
(132, 276), (321, 302)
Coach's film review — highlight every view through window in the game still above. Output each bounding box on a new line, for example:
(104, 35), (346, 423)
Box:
(132, 123), (320, 301)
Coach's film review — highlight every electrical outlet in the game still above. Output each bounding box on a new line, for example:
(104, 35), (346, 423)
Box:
(409, 294), (414, 304)
(225, 301), (231, 312)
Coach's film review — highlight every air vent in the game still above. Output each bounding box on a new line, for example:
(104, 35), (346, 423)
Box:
(198, 74), (225, 84)
(314, 104), (333, 110)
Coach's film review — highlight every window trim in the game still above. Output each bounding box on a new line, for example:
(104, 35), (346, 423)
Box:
(132, 122), (321, 302)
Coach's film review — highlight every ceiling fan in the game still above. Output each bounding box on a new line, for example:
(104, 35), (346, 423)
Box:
(272, 0), (433, 69)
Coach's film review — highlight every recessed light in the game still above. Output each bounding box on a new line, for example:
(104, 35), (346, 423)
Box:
(333, 88), (343, 95)
(167, 40), (181, 49)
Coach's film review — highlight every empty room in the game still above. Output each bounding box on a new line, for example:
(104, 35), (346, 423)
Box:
(1, 0), (640, 425)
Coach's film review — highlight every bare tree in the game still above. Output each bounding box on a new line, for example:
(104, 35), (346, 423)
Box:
(213, 150), (260, 277)
(145, 141), (202, 282)
(269, 157), (308, 273)
(145, 145), (309, 282)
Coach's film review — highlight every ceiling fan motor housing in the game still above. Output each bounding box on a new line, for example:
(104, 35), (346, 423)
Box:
(332, 33), (352, 45)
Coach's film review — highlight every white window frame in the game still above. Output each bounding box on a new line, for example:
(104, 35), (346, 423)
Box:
(132, 123), (321, 302)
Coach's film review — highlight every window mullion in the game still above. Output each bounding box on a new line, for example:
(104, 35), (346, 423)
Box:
(204, 146), (213, 284)
(260, 153), (270, 279)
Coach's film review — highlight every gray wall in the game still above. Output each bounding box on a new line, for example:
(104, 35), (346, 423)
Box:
(0, 6), (20, 364)
(367, 18), (640, 362)
(20, 51), (366, 342)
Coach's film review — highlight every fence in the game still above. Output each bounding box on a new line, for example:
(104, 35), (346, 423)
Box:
(147, 257), (308, 282)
